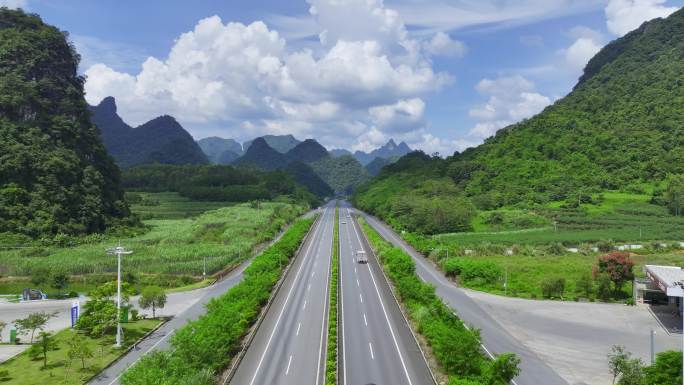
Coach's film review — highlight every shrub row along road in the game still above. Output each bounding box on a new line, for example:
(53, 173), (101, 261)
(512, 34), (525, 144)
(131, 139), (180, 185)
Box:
(229, 202), (334, 385)
(338, 203), (435, 385)
(355, 204), (568, 385)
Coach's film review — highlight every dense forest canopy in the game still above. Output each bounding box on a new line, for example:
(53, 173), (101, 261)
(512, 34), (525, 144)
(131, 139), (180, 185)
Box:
(0, 8), (130, 237)
(122, 164), (320, 206)
(355, 8), (684, 234)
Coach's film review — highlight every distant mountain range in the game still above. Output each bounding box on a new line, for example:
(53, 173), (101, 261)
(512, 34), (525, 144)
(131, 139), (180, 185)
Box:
(89, 97), (207, 168)
(193, 133), (411, 193)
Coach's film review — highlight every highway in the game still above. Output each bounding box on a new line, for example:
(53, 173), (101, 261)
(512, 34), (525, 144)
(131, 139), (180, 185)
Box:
(87, 208), (321, 385)
(228, 202), (334, 385)
(338, 203), (435, 385)
(357, 207), (569, 385)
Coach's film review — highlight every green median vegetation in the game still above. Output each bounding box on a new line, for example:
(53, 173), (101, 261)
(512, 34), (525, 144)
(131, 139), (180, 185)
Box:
(120, 216), (315, 385)
(0, 319), (160, 385)
(325, 206), (339, 385)
(359, 219), (520, 385)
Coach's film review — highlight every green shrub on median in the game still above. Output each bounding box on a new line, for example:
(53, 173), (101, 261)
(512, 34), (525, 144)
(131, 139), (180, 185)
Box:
(360, 220), (520, 385)
(121, 217), (315, 385)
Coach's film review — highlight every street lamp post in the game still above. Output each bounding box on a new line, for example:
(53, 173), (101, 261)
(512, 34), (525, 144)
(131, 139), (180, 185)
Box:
(106, 245), (132, 348)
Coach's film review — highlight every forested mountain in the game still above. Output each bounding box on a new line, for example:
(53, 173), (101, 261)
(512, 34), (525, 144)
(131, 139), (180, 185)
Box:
(243, 134), (300, 154)
(284, 161), (334, 198)
(233, 137), (288, 171)
(122, 164), (319, 205)
(197, 136), (243, 164)
(355, 8), (684, 234)
(90, 97), (208, 168)
(365, 157), (391, 176)
(286, 139), (329, 163)
(353, 139), (411, 165)
(311, 155), (370, 195)
(330, 148), (352, 157)
(0, 9), (130, 236)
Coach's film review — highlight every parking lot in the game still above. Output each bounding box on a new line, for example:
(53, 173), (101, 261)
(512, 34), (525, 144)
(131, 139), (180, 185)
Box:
(465, 290), (681, 385)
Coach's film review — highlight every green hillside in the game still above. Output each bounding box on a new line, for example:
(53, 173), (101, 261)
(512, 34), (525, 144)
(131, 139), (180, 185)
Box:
(0, 9), (130, 237)
(355, 8), (684, 234)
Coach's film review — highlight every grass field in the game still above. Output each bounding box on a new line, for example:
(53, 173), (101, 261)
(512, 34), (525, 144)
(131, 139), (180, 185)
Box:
(0, 319), (160, 385)
(404, 193), (684, 301)
(0, 198), (306, 295)
(128, 192), (236, 219)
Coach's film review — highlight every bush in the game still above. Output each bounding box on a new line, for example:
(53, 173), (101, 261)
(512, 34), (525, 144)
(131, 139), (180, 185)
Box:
(442, 258), (502, 286)
(541, 277), (566, 299)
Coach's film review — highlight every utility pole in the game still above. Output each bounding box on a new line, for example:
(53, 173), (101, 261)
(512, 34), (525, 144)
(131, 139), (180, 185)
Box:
(650, 329), (655, 364)
(106, 244), (132, 348)
(504, 266), (508, 296)
(203, 256), (206, 280)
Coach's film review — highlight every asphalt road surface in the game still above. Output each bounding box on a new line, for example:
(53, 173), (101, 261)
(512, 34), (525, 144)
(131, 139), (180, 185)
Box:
(356, 206), (569, 385)
(339, 203), (435, 385)
(228, 202), (334, 385)
(88, 208), (323, 385)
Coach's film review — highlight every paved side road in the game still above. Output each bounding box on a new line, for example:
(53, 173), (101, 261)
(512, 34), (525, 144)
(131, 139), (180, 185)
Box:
(357, 208), (568, 385)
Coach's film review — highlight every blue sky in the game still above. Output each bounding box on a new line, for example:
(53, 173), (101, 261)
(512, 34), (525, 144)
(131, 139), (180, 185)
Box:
(7, 0), (683, 154)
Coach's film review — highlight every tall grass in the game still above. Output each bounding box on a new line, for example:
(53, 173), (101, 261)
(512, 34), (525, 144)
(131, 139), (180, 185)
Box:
(0, 202), (306, 278)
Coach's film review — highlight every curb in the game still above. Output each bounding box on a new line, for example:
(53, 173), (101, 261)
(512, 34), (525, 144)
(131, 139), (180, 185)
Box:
(353, 215), (439, 385)
(219, 212), (323, 385)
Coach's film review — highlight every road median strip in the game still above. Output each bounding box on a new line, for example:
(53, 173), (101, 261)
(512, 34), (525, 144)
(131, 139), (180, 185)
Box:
(325, 206), (339, 385)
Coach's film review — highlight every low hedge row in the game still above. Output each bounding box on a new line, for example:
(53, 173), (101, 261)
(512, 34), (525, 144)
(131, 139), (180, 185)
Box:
(325, 207), (339, 385)
(121, 217), (315, 385)
(360, 219), (520, 385)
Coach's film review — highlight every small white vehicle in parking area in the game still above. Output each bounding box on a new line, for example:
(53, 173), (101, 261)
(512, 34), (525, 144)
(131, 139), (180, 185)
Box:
(356, 250), (368, 264)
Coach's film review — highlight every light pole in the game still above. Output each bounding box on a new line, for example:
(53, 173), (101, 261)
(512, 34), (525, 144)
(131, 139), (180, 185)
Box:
(106, 244), (132, 348)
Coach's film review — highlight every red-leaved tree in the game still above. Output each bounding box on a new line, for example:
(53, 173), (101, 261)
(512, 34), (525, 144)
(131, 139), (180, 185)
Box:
(593, 252), (635, 292)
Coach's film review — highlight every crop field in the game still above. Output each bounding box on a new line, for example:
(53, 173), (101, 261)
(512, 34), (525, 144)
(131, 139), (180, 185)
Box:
(127, 192), (236, 219)
(404, 195), (684, 300)
(0, 202), (306, 293)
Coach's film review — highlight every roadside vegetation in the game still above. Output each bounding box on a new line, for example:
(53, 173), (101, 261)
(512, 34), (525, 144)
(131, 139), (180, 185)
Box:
(325, 206), (339, 385)
(0, 319), (160, 385)
(120, 217), (315, 385)
(0, 200), (306, 295)
(608, 346), (682, 385)
(360, 219), (520, 385)
(373, 192), (684, 301)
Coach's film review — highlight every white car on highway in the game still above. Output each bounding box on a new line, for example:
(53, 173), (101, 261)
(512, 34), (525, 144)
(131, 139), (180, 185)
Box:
(356, 250), (368, 264)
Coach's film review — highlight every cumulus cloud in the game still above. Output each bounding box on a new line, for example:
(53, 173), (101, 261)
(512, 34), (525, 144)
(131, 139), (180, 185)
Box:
(468, 75), (551, 139)
(84, 1), (454, 151)
(423, 32), (466, 57)
(605, 0), (679, 36)
(561, 26), (604, 69)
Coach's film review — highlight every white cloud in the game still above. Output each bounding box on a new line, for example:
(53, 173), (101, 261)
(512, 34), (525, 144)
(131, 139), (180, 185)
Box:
(564, 37), (603, 69)
(468, 75), (551, 139)
(369, 98), (425, 132)
(85, 3), (451, 151)
(0, 0), (27, 8)
(423, 32), (466, 57)
(605, 0), (679, 36)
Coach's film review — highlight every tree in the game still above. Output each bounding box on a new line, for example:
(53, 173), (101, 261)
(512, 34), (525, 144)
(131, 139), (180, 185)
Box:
(51, 272), (70, 297)
(593, 253), (634, 293)
(139, 286), (167, 318)
(618, 358), (644, 385)
(608, 345), (630, 384)
(541, 277), (566, 299)
(14, 311), (56, 343)
(68, 334), (93, 369)
(28, 331), (57, 368)
(643, 350), (683, 385)
(665, 174), (684, 216)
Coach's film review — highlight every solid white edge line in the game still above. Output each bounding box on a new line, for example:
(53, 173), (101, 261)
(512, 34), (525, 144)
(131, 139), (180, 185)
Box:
(247, 207), (326, 385)
(349, 214), (414, 385)
(107, 330), (173, 385)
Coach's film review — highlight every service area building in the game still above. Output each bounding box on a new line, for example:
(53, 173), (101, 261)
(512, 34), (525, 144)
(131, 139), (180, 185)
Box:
(635, 265), (684, 315)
